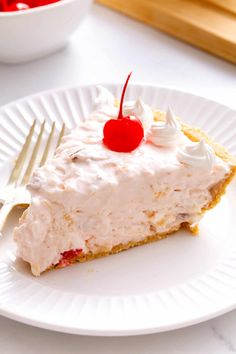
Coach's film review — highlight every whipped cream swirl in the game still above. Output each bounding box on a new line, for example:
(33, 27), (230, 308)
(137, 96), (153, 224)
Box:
(123, 98), (153, 131)
(177, 139), (216, 171)
(89, 86), (154, 132)
(148, 107), (181, 147)
(89, 86), (117, 122)
(94, 85), (115, 109)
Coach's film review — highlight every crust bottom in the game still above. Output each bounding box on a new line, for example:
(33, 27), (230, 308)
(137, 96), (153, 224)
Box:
(53, 224), (188, 270)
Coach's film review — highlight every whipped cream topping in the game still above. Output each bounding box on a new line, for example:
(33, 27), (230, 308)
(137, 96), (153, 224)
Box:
(147, 107), (181, 147)
(177, 139), (216, 171)
(89, 86), (153, 132)
(89, 86), (118, 122)
(94, 85), (115, 109)
(123, 98), (153, 131)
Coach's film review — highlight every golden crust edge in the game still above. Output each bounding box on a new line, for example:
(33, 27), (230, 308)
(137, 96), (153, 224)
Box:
(52, 223), (195, 272)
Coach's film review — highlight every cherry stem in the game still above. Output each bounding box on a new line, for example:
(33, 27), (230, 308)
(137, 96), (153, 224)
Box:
(118, 72), (132, 119)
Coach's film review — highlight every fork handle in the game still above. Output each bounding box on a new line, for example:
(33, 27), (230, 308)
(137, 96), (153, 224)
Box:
(0, 202), (15, 232)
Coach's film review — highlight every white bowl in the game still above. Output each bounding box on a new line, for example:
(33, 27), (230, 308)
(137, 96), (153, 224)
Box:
(0, 0), (93, 63)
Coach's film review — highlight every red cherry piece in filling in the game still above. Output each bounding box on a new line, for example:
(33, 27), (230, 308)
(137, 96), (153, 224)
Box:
(103, 72), (144, 153)
(60, 248), (82, 261)
(57, 259), (70, 269)
(6, 1), (30, 10)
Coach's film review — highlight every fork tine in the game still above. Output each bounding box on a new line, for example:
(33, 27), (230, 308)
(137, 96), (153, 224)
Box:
(39, 122), (55, 167)
(56, 123), (65, 148)
(20, 120), (46, 186)
(8, 120), (36, 185)
(40, 122), (65, 166)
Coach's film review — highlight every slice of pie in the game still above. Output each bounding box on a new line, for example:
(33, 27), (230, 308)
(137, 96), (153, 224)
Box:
(14, 78), (236, 276)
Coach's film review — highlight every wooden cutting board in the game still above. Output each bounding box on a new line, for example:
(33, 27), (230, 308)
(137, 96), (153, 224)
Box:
(96, 0), (236, 64)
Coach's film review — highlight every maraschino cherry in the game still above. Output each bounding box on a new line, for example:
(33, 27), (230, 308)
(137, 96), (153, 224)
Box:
(103, 73), (144, 153)
(6, 1), (30, 11)
(0, 0), (59, 11)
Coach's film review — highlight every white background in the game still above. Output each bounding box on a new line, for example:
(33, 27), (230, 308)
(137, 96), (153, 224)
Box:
(0, 4), (236, 353)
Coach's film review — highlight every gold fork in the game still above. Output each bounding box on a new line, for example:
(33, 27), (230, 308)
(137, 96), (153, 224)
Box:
(0, 120), (65, 232)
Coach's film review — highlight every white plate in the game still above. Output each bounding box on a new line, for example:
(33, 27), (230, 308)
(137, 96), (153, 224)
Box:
(0, 84), (236, 336)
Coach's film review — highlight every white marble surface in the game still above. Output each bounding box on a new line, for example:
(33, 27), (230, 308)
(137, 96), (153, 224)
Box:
(0, 3), (236, 353)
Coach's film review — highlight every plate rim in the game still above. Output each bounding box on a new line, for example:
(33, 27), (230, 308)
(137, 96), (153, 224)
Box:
(0, 301), (236, 336)
(1, 82), (235, 114)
